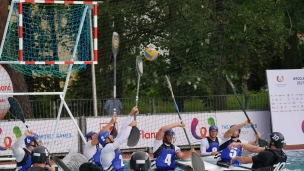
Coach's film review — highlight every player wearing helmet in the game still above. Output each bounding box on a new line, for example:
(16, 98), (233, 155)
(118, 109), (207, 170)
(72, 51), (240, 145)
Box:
(218, 120), (260, 166)
(27, 146), (56, 171)
(153, 122), (196, 170)
(129, 151), (151, 171)
(12, 130), (40, 171)
(83, 114), (117, 167)
(200, 125), (229, 156)
(79, 162), (103, 171)
(229, 132), (287, 170)
(98, 106), (138, 171)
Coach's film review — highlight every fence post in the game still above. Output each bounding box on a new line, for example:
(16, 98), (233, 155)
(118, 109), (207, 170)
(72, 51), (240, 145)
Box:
(53, 101), (56, 118)
(152, 98), (155, 114)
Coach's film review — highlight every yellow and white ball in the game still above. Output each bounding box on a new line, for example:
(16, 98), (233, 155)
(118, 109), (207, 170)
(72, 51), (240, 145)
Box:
(144, 47), (158, 61)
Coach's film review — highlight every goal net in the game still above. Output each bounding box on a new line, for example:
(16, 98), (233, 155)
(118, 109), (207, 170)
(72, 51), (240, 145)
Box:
(0, 0), (98, 78)
(0, 0), (98, 157)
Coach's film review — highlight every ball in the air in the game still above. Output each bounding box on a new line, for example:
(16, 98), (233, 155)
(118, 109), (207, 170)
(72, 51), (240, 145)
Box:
(144, 47), (158, 61)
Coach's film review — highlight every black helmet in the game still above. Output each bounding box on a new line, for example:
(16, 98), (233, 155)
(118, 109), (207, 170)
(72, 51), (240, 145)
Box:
(270, 132), (285, 149)
(130, 151), (151, 171)
(31, 146), (49, 164)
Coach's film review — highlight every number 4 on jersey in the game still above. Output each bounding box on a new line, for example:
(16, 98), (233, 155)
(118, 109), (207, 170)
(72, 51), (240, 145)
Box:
(164, 154), (172, 166)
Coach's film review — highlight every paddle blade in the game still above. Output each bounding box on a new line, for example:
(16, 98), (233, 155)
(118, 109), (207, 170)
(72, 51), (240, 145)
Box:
(111, 32), (120, 57)
(57, 152), (88, 171)
(8, 97), (25, 123)
(110, 123), (118, 138)
(191, 152), (205, 171)
(258, 138), (269, 147)
(127, 126), (140, 147)
(52, 154), (73, 171)
(136, 56), (143, 76)
(165, 75), (172, 90)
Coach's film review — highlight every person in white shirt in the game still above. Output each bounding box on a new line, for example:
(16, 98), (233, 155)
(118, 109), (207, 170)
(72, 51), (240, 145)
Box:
(200, 126), (229, 156)
(12, 130), (40, 171)
(98, 106), (138, 171)
(83, 114), (117, 167)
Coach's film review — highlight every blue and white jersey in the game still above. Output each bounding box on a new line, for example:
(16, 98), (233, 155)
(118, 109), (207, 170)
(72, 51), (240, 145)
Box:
(153, 140), (181, 170)
(92, 147), (102, 167)
(206, 137), (220, 152)
(111, 149), (124, 171)
(220, 139), (242, 165)
(16, 148), (32, 171)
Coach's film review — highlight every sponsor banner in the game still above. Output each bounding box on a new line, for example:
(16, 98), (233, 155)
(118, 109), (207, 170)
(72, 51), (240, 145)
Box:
(0, 65), (13, 120)
(87, 111), (271, 149)
(266, 69), (304, 145)
(0, 119), (79, 156)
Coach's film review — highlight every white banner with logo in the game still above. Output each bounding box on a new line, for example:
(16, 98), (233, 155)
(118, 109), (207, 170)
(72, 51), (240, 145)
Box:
(0, 65), (13, 120)
(266, 69), (304, 145)
(0, 119), (79, 156)
(86, 111), (271, 149)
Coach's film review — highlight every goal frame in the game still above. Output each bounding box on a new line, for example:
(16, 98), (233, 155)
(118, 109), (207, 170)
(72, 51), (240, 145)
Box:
(0, 0), (100, 153)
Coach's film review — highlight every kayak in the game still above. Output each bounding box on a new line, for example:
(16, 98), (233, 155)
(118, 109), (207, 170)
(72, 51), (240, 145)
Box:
(174, 156), (253, 171)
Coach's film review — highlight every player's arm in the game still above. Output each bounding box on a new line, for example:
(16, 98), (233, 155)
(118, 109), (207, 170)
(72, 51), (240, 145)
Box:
(224, 120), (252, 138)
(112, 120), (136, 149)
(100, 114), (117, 132)
(115, 107), (138, 140)
(12, 130), (34, 162)
(200, 138), (211, 156)
(155, 122), (185, 140)
(230, 156), (253, 164)
(229, 142), (265, 153)
(176, 147), (194, 160)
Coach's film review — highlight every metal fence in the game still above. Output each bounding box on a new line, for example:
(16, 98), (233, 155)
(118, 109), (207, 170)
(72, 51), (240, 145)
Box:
(4, 93), (269, 119)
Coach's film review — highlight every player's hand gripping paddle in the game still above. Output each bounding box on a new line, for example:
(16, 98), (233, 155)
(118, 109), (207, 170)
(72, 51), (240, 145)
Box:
(226, 75), (268, 147)
(127, 56), (143, 147)
(8, 97), (72, 171)
(164, 76), (205, 171)
(110, 32), (119, 138)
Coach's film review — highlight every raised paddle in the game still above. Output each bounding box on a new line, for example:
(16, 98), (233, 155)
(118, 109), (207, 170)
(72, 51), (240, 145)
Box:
(226, 74), (269, 147)
(165, 75), (205, 171)
(127, 56), (143, 147)
(110, 32), (119, 138)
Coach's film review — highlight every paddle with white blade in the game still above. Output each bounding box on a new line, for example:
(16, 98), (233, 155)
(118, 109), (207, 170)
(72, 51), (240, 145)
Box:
(164, 75), (205, 171)
(7, 97), (72, 171)
(226, 74), (268, 147)
(127, 56), (143, 147)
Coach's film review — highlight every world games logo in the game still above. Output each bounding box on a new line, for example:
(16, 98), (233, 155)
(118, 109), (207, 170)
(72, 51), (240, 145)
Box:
(277, 76), (284, 82)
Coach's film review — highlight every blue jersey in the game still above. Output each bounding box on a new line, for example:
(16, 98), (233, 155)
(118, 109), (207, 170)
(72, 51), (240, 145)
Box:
(92, 146), (102, 167)
(111, 149), (124, 171)
(220, 139), (242, 165)
(153, 143), (176, 170)
(206, 137), (219, 152)
(16, 148), (32, 171)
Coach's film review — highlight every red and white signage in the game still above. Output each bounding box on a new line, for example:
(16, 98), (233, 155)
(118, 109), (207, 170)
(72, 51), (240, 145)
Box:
(0, 65), (13, 120)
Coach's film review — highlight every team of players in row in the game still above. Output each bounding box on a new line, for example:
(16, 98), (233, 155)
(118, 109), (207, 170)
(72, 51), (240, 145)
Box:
(12, 106), (287, 171)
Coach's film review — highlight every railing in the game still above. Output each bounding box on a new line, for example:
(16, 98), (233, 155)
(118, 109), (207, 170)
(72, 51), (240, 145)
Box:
(3, 93), (269, 119)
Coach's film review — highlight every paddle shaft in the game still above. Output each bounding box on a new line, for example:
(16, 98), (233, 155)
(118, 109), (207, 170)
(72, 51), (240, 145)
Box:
(135, 73), (141, 120)
(226, 75), (257, 134)
(166, 77), (192, 148)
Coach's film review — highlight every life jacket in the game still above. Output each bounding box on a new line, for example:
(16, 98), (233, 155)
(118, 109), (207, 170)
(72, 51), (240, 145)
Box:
(206, 137), (219, 152)
(16, 148), (32, 171)
(104, 149), (124, 171)
(153, 143), (176, 170)
(219, 139), (242, 166)
(266, 149), (287, 171)
(91, 146), (102, 168)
